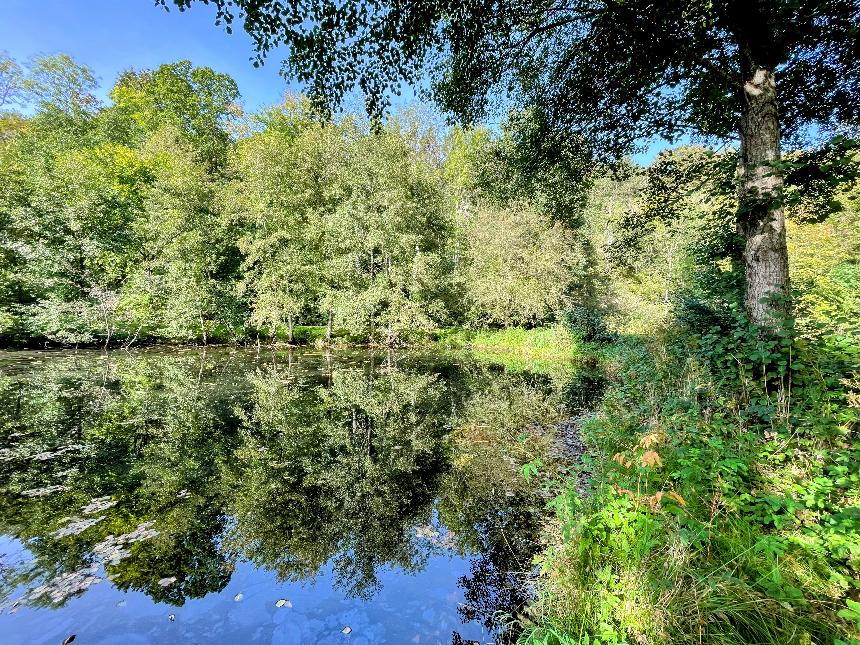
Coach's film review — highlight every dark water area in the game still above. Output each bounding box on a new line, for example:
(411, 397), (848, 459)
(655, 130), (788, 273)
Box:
(0, 347), (583, 645)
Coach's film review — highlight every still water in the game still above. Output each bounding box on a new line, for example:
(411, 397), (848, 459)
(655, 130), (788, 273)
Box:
(0, 347), (585, 645)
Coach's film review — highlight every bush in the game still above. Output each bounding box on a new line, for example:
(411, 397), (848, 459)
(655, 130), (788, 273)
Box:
(563, 306), (614, 344)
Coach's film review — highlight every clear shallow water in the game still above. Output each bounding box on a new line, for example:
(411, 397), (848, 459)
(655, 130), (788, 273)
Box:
(0, 347), (585, 645)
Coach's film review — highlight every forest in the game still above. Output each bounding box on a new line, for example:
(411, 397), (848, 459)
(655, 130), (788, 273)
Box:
(0, 54), (583, 347)
(1, 0), (860, 643)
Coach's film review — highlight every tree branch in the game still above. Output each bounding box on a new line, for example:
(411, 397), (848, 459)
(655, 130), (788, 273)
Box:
(698, 56), (741, 87)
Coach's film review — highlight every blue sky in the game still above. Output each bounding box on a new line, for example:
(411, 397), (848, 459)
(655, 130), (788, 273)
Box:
(1, 0), (295, 112)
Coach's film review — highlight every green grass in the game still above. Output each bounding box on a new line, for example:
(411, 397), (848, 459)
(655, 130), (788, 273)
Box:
(240, 324), (583, 353)
(434, 325), (580, 358)
(257, 325), (346, 346)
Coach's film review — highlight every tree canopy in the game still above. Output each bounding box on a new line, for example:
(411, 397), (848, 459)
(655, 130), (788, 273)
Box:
(158, 0), (860, 327)
(0, 53), (592, 346)
(157, 0), (859, 149)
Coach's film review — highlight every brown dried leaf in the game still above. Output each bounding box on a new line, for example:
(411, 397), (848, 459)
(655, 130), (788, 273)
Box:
(612, 452), (630, 468)
(639, 433), (661, 449)
(641, 450), (662, 468)
(667, 491), (687, 507)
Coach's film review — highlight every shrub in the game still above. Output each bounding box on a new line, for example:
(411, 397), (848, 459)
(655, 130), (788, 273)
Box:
(563, 306), (614, 344)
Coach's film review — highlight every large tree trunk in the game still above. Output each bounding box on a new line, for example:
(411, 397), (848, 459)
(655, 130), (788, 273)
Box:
(737, 66), (790, 329)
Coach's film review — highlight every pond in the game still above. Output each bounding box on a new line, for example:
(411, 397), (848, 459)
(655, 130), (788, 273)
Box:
(0, 347), (593, 645)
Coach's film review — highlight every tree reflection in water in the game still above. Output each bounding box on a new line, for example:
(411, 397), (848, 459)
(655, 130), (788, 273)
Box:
(0, 347), (579, 642)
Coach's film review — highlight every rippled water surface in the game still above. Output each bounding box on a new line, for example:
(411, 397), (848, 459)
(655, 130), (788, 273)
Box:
(0, 347), (585, 645)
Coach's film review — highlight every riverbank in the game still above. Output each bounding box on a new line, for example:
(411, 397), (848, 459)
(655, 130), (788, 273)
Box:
(0, 324), (583, 359)
(518, 327), (860, 645)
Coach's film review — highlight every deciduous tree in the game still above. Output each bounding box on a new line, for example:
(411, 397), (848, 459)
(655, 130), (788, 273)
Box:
(159, 0), (860, 328)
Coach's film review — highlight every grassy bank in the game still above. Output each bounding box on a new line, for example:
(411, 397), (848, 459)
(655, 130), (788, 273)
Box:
(255, 324), (581, 358)
(519, 323), (860, 645)
(0, 324), (584, 355)
(435, 326), (580, 358)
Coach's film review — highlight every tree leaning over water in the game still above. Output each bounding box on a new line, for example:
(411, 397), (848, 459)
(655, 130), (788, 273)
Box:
(158, 0), (860, 329)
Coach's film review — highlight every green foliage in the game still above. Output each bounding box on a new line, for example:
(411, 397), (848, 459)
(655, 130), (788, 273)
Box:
(0, 56), (246, 346)
(562, 306), (613, 344)
(110, 60), (240, 169)
(523, 323), (859, 644)
(458, 202), (583, 328)
(156, 1), (855, 333)
(132, 125), (244, 342)
(436, 325), (578, 360)
(0, 53), (589, 347)
(521, 457), (542, 483)
(226, 97), (336, 341)
(3, 42), (859, 644)
(518, 137), (860, 645)
(519, 269), (860, 644)
(24, 54), (99, 116)
(0, 52), (27, 112)
(321, 115), (456, 342)
(788, 179), (860, 340)
(161, 1), (860, 149)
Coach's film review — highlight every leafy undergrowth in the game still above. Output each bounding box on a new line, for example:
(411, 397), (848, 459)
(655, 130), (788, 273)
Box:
(519, 318), (860, 645)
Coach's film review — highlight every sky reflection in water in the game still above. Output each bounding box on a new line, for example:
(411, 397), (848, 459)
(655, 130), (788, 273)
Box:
(0, 347), (581, 645)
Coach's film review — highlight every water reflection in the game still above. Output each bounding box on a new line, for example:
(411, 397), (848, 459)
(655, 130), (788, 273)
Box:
(0, 348), (576, 644)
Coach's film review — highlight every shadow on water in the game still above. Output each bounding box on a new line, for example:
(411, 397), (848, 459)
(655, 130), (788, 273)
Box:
(0, 347), (587, 645)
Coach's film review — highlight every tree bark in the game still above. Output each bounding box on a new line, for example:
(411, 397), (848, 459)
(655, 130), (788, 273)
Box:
(287, 313), (294, 344)
(737, 66), (790, 329)
(326, 308), (333, 342)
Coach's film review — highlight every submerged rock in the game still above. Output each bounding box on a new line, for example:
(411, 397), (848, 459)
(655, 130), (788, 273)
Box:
(548, 413), (593, 496)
